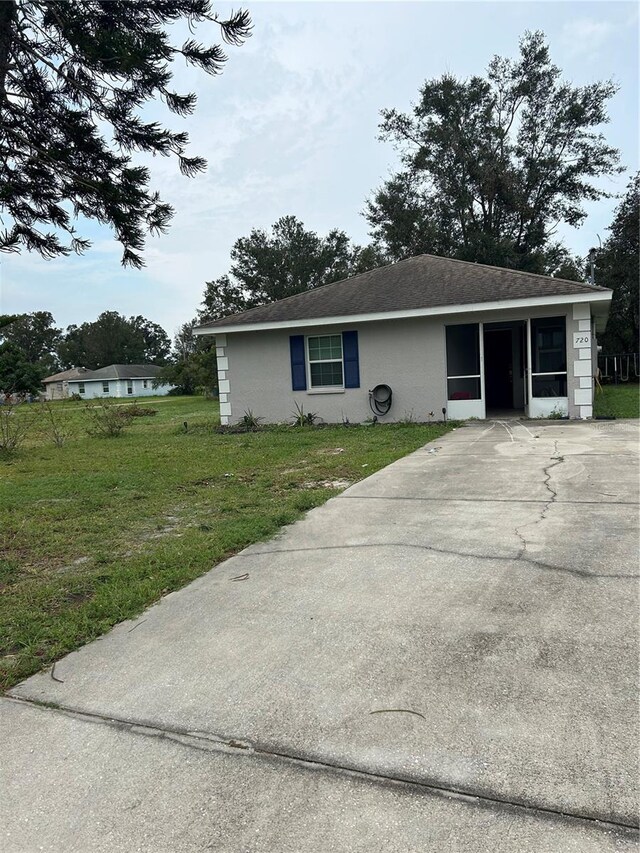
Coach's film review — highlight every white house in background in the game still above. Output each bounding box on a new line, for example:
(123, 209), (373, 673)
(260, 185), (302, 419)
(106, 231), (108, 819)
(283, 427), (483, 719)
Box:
(43, 364), (173, 399)
(194, 254), (612, 424)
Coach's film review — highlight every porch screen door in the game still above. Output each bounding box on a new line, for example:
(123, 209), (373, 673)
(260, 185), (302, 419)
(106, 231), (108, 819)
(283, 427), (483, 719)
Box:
(445, 323), (485, 419)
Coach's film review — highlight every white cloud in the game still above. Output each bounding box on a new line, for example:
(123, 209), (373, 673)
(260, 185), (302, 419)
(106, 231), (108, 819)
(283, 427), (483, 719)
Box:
(560, 17), (616, 56)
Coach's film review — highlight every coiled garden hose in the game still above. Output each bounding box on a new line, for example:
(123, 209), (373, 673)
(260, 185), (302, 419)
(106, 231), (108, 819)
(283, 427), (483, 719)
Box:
(369, 384), (393, 416)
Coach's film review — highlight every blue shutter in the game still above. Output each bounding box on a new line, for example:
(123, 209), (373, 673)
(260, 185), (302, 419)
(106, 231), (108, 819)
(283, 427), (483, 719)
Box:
(342, 331), (360, 389)
(289, 335), (307, 391)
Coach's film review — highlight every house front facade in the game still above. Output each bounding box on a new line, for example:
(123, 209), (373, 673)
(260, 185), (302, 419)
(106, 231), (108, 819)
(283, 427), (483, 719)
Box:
(194, 255), (611, 425)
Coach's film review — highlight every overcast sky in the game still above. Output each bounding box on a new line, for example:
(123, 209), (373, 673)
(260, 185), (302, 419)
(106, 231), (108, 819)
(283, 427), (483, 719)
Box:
(1, 0), (637, 340)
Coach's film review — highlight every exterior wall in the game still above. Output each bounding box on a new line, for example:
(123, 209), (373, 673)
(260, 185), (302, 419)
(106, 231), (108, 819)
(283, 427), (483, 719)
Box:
(67, 378), (173, 399)
(219, 318), (447, 425)
(217, 301), (600, 424)
(44, 381), (68, 400)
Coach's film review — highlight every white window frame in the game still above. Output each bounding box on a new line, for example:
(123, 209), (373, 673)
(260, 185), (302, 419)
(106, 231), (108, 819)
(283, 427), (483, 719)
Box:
(143, 379), (148, 389)
(78, 382), (85, 394)
(127, 381), (134, 395)
(102, 381), (109, 394)
(306, 334), (345, 391)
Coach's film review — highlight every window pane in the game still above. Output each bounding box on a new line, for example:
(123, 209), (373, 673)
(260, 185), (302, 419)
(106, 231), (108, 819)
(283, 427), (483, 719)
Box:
(531, 317), (566, 373)
(308, 338), (320, 360)
(448, 377), (481, 400)
(308, 335), (342, 361)
(310, 362), (343, 387)
(532, 374), (567, 398)
(446, 324), (480, 376)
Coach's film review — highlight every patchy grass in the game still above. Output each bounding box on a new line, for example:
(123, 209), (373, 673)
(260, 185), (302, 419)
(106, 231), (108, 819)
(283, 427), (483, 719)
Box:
(0, 396), (452, 690)
(594, 383), (640, 419)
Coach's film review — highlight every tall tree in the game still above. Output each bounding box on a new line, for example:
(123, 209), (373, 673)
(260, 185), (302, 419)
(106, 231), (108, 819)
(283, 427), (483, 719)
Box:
(201, 216), (385, 320)
(154, 345), (218, 395)
(0, 311), (62, 371)
(598, 174), (639, 353)
(152, 317), (216, 395)
(365, 31), (621, 274)
(130, 315), (173, 365)
(0, 1), (251, 267)
(0, 341), (45, 394)
(173, 320), (198, 361)
(57, 311), (170, 369)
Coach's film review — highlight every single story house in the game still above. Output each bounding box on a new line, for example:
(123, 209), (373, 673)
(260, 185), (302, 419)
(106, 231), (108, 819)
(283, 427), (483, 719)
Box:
(44, 364), (173, 399)
(194, 254), (612, 424)
(42, 367), (90, 400)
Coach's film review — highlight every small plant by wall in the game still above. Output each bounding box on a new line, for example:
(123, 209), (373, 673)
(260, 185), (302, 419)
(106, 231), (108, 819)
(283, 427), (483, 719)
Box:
(291, 402), (318, 427)
(238, 410), (263, 431)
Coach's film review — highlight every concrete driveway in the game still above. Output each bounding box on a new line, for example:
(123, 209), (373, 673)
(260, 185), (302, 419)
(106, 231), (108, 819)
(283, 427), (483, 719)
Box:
(3, 420), (639, 851)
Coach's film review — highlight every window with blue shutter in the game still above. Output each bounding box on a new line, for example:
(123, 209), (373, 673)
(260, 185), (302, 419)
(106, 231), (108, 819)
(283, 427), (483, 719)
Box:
(289, 335), (307, 390)
(291, 331), (360, 391)
(342, 330), (360, 388)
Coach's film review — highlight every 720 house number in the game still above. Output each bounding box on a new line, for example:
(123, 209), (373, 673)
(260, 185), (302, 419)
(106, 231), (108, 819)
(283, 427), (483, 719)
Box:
(573, 332), (591, 348)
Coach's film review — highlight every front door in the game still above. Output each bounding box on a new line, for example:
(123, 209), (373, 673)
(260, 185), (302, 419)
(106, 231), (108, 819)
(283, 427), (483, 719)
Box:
(483, 321), (527, 413)
(484, 328), (513, 410)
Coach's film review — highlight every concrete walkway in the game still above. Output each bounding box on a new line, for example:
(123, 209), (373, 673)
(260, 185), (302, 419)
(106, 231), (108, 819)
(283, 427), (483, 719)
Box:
(3, 420), (639, 851)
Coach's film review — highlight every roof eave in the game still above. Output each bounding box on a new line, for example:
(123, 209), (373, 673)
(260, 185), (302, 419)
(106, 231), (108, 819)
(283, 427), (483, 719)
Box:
(193, 290), (612, 336)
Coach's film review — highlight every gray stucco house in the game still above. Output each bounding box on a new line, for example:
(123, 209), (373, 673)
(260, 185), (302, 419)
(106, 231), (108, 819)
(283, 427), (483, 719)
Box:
(194, 254), (612, 424)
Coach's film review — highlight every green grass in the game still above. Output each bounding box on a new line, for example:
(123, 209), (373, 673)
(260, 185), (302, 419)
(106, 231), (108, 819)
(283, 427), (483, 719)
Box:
(0, 396), (452, 690)
(593, 383), (640, 419)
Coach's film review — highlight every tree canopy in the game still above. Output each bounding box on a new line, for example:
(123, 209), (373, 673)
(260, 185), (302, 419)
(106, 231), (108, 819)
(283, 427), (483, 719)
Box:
(201, 216), (386, 320)
(365, 31), (621, 275)
(598, 173), (639, 353)
(0, 341), (45, 394)
(0, 0), (251, 267)
(57, 311), (171, 369)
(0, 310), (61, 371)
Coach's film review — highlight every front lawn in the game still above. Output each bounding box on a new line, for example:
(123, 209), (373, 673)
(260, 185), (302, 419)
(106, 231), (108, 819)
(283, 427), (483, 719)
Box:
(0, 396), (451, 690)
(593, 383), (640, 419)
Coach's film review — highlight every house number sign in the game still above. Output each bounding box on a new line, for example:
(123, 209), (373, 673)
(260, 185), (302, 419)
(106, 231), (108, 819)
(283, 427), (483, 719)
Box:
(573, 331), (592, 348)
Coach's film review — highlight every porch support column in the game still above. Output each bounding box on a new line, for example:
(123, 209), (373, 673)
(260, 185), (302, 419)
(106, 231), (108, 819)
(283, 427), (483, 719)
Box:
(570, 304), (594, 419)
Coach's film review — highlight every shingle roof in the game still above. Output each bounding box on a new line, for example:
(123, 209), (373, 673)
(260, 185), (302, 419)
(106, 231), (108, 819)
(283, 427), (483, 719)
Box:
(67, 364), (163, 382)
(85, 364), (162, 380)
(197, 254), (610, 330)
(43, 367), (89, 383)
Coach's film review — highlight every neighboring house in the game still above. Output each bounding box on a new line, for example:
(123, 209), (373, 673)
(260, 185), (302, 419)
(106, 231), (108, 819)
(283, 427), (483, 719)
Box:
(45, 364), (173, 399)
(194, 254), (611, 424)
(42, 367), (90, 400)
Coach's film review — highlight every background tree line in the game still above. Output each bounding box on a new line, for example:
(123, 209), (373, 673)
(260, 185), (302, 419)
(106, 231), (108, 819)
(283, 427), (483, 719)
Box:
(0, 311), (174, 395)
(0, 309), (219, 398)
(1, 19), (636, 396)
(198, 33), (637, 355)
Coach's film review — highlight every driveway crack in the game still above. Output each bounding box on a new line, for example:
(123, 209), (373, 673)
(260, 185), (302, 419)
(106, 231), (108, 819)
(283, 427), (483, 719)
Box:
(237, 542), (636, 580)
(514, 441), (565, 562)
(6, 697), (638, 835)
